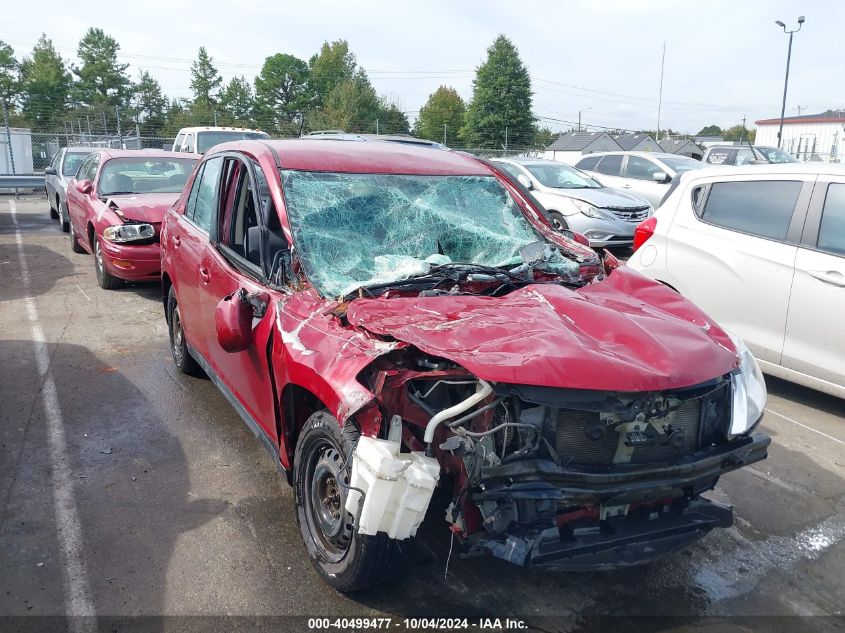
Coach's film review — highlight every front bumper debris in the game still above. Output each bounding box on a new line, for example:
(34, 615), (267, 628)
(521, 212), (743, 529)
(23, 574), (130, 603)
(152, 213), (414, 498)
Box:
(470, 497), (733, 570)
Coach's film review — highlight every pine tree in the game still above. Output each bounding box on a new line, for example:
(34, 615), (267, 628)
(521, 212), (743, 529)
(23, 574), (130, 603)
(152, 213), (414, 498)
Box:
(220, 76), (256, 128)
(19, 34), (72, 130)
(73, 28), (131, 109)
(461, 35), (535, 150)
(190, 47), (222, 109)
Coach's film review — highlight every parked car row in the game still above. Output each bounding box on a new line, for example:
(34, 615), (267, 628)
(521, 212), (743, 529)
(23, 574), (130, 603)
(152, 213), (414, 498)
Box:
(51, 137), (770, 592)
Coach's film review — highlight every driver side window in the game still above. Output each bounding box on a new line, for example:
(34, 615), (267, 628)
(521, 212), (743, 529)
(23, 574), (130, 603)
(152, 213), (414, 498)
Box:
(218, 157), (262, 271)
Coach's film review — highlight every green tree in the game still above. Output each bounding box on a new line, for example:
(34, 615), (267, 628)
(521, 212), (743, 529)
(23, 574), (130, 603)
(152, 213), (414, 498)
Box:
(308, 40), (356, 108)
(0, 40), (18, 104)
(132, 70), (166, 134)
(72, 28), (131, 109)
(190, 46), (222, 109)
(309, 76), (380, 133)
(461, 35), (534, 150)
(532, 126), (557, 150)
(413, 86), (465, 145)
(696, 124), (722, 136)
(722, 124), (755, 143)
(19, 34), (72, 130)
(219, 76), (256, 128)
(254, 53), (310, 134)
(378, 101), (409, 134)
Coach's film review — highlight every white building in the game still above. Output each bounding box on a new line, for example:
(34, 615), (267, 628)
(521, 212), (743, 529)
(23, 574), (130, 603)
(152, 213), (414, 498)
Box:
(755, 110), (845, 162)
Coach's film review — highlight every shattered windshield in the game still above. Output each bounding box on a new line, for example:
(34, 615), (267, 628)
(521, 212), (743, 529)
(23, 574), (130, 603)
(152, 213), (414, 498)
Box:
(281, 171), (574, 297)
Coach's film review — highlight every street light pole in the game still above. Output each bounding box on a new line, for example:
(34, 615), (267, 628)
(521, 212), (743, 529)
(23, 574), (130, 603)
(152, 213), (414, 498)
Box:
(775, 16), (805, 149)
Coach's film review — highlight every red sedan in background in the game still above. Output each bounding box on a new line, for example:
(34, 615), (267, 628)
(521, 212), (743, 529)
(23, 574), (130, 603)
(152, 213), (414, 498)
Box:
(66, 149), (199, 289)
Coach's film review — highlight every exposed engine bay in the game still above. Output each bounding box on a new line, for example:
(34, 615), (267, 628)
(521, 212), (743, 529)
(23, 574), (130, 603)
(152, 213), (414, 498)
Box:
(354, 349), (769, 569)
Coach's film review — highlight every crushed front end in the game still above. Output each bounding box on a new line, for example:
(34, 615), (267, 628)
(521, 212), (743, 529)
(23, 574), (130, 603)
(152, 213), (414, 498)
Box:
(360, 349), (769, 571)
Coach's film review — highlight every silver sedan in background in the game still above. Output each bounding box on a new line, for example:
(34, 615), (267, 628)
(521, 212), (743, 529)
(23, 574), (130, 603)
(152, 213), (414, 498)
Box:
(44, 147), (94, 232)
(492, 157), (652, 248)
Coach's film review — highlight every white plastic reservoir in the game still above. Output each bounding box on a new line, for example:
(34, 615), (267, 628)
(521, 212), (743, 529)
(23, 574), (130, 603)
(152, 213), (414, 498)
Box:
(344, 436), (440, 540)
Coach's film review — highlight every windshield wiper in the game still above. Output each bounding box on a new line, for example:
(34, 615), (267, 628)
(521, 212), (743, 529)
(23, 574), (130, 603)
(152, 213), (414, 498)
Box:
(341, 262), (526, 302)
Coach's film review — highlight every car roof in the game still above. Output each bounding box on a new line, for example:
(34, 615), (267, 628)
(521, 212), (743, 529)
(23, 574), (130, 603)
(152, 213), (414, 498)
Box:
(63, 146), (97, 154)
(493, 157), (572, 167)
(578, 151), (683, 160)
(93, 149), (202, 161)
(687, 162), (845, 177)
(208, 139), (489, 175)
(177, 126), (267, 134)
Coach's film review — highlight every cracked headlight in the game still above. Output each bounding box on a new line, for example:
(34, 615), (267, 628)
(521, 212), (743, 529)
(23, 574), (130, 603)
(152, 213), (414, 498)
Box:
(728, 332), (767, 437)
(102, 223), (155, 243)
(570, 198), (610, 219)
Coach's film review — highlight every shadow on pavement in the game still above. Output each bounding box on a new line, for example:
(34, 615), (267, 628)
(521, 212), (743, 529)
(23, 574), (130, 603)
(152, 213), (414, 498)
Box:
(0, 243), (73, 301)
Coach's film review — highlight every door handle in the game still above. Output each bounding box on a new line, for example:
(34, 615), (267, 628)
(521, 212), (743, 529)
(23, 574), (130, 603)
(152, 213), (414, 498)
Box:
(172, 235), (181, 249)
(199, 266), (210, 283)
(808, 270), (845, 287)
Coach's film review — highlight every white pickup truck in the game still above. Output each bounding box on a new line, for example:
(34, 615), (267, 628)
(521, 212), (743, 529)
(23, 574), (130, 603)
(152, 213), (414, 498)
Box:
(171, 126), (270, 154)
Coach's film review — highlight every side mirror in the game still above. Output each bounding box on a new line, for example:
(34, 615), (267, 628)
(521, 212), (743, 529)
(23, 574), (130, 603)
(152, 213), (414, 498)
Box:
(516, 174), (534, 190)
(215, 290), (254, 353)
(45, 166), (58, 176)
(561, 229), (591, 247)
(652, 171), (670, 183)
(75, 179), (93, 194)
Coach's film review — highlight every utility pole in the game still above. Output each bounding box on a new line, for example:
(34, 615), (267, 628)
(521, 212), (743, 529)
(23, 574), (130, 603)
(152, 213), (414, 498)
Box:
(578, 111), (581, 131)
(740, 115), (746, 143)
(443, 123), (447, 145)
(2, 99), (16, 179)
(115, 105), (122, 138)
(504, 127), (509, 156)
(376, 118), (380, 135)
(86, 115), (92, 135)
(656, 41), (666, 143)
(102, 111), (108, 134)
(775, 16), (805, 148)
(213, 109), (218, 126)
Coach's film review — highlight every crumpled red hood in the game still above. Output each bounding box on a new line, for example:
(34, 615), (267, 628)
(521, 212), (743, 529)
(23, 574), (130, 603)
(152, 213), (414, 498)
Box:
(346, 267), (738, 392)
(108, 192), (180, 224)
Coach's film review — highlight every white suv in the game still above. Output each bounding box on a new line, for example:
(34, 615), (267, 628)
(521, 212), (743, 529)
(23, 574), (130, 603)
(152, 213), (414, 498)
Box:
(628, 164), (845, 398)
(171, 126), (270, 154)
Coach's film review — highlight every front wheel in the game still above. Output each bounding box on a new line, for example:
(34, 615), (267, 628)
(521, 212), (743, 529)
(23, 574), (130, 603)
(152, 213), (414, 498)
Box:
(58, 201), (70, 233)
(294, 411), (402, 593)
(167, 286), (201, 375)
(94, 237), (124, 290)
(548, 211), (569, 232)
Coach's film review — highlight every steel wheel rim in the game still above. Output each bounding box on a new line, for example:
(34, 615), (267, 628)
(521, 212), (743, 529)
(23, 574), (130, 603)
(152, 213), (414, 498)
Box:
(305, 443), (353, 561)
(171, 306), (185, 365)
(95, 239), (104, 275)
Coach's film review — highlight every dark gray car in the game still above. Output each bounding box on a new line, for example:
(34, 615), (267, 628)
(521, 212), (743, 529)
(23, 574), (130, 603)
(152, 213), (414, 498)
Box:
(44, 147), (94, 232)
(492, 158), (653, 247)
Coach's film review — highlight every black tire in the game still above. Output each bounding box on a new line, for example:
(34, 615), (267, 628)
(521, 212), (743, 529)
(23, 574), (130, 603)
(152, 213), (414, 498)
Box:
(294, 411), (402, 593)
(69, 218), (85, 253)
(49, 196), (59, 220)
(58, 200), (70, 233)
(548, 210), (569, 232)
(167, 286), (201, 375)
(93, 237), (124, 290)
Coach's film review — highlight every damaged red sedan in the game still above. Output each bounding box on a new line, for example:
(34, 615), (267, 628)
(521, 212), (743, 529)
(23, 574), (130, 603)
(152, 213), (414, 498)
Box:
(160, 139), (770, 592)
(66, 149), (199, 289)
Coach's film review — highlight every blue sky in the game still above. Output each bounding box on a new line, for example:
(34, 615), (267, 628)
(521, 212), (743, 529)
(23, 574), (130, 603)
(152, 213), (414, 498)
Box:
(4, 0), (842, 134)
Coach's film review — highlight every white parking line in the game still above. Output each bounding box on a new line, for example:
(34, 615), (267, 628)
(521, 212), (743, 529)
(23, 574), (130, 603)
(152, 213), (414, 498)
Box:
(765, 407), (845, 446)
(9, 200), (96, 627)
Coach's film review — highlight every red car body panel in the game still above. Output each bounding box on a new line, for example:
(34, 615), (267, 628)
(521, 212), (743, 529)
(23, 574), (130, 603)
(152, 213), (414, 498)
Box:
(346, 267), (737, 392)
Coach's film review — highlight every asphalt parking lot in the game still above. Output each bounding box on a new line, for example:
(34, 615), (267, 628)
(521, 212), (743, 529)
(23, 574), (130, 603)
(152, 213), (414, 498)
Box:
(1, 195), (844, 631)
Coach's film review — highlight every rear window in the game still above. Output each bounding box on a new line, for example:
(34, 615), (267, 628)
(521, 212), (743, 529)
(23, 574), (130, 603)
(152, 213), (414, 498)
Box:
(818, 183), (845, 256)
(575, 155), (601, 171)
(705, 148), (733, 165)
(198, 131), (270, 153)
(700, 180), (802, 241)
(63, 152), (91, 176)
(594, 155), (622, 176)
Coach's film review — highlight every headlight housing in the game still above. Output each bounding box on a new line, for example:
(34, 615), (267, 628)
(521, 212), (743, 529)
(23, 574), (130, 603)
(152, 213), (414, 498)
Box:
(102, 223), (155, 243)
(571, 198), (610, 219)
(727, 332), (767, 437)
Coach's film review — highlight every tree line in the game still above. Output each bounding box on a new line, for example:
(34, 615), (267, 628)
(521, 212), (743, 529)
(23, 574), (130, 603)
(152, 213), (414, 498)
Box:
(0, 30), (551, 150)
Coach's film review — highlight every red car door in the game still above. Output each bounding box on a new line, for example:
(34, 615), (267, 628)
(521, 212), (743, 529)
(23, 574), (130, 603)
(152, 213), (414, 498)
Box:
(168, 155), (225, 361)
(197, 154), (285, 445)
